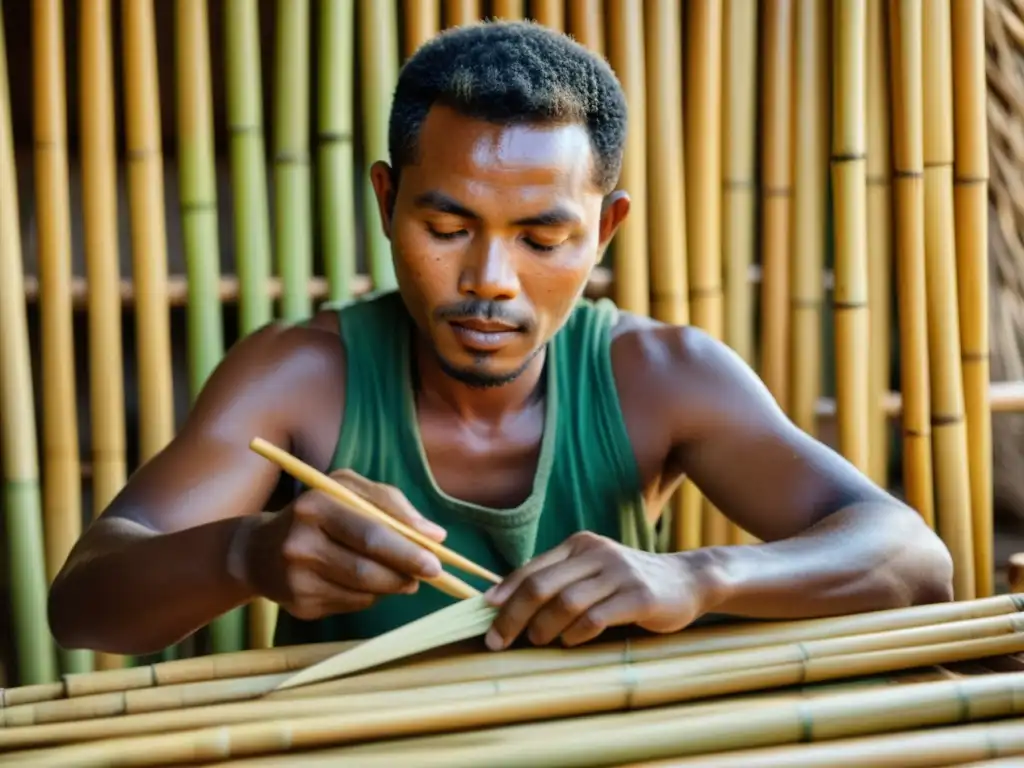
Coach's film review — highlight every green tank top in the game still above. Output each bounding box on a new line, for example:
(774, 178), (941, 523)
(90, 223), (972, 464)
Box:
(274, 291), (655, 646)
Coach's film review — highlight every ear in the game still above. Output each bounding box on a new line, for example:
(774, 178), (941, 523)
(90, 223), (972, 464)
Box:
(369, 161), (398, 238)
(596, 190), (630, 259)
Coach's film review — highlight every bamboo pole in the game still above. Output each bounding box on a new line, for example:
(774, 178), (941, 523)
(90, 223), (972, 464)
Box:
(790, 0), (829, 440)
(273, 0), (313, 321)
(319, 0), (358, 303)
(887, 0), (935, 526)
(32, 0), (90, 676)
(568, 0), (603, 54)
(950, 0), (993, 599)
(531, 0), (564, 30)
(402, 0), (439, 57)
(79, 0), (128, 672)
(865, 0), (893, 487)
(758, 0), (795, 412)
(491, 0), (523, 20)
(831, 0), (870, 472)
(0, 4), (58, 687)
(922, 0), (975, 601)
(443, 0), (480, 26)
(359, 0), (400, 289)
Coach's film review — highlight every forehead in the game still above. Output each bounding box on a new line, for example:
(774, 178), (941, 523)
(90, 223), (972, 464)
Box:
(404, 105), (600, 203)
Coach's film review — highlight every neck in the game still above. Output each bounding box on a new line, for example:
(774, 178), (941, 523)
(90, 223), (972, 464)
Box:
(412, 334), (547, 421)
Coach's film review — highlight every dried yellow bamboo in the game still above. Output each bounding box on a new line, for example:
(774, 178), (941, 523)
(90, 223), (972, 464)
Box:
(531, 0), (564, 30)
(403, 0), (439, 56)
(865, 0), (893, 487)
(491, 0), (524, 20)
(789, 0), (829, 439)
(887, 0), (935, 526)
(443, 0), (479, 27)
(922, 0), (975, 601)
(568, 0), (603, 54)
(831, 0), (871, 472)
(759, 0), (795, 412)
(79, 0), (127, 672)
(950, 0), (993, 599)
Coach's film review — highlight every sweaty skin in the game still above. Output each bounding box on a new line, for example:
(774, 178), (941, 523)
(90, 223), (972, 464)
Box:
(48, 105), (953, 656)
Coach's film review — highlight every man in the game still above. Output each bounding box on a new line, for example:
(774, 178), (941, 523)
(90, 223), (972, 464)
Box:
(48, 21), (952, 657)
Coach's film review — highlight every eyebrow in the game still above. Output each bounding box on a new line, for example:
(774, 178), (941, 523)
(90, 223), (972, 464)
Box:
(412, 190), (582, 228)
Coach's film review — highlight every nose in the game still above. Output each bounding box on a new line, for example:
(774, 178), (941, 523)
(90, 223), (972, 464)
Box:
(458, 236), (521, 301)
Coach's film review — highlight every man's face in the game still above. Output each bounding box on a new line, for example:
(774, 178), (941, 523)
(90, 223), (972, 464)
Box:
(371, 105), (629, 388)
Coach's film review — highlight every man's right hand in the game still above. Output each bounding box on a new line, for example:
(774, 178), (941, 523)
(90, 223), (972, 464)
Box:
(240, 469), (448, 620)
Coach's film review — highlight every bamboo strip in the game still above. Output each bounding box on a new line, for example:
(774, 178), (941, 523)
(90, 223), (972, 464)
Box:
(531, 0), (564, 30)
(32, 0), (89, 676)
(359, 0), (400, 289)
(605, 0), (649, 318)
(951, 0), (993, 599)
(14, 635), (1024, 766)
(0, 4), (58, 686)
(568, 0), (602, 54)
(402, 0), (439, 57)
(491, 0), (523, 20)
(922, 0), (975, 601)
(79, 0), (128, 672)
(887, 0), (935, 525)
(759, 0), (795, 412)
(865, 0), (893, 487)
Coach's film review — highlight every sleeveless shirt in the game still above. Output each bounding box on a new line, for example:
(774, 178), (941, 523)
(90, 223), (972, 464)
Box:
(273, 291), (656, 646)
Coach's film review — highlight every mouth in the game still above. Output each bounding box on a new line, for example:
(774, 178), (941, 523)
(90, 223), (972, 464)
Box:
(448, 319), (522, 352)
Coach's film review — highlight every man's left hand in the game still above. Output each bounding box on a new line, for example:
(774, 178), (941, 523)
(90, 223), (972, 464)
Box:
(483, 531), (717, 650)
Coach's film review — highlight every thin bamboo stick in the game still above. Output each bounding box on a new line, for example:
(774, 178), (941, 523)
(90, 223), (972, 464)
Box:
(568, 0), (602, 54)
(491, 0), (523, 20)
(79, 0), (128, 673)
(866, 0), (893, 487)
(32, 0), (89, 676)
(790, 0), (829, 440)
(759, 0), (795, 413)
(531, 0), (564, 30)
(273, 0), (313, 321)
(950, 0), (993, 599)
(922, 0), (975, 601)
(403, 0), (439, 57)
(0, 4), (58, 687)
(887, 0), (935, 526)
(831, 0), (871, 472)
(360, 0), (400, 289)
(443, 0), (480, 26)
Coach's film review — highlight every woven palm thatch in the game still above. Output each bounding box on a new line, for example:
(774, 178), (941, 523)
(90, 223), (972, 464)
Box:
(986, 0), (1024, 521)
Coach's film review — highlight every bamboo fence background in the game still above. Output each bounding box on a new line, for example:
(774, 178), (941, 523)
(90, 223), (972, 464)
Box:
(0, 0), (1023, 688)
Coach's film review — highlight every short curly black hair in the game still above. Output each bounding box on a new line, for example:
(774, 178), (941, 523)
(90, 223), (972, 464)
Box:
(387, 20), (628, 194)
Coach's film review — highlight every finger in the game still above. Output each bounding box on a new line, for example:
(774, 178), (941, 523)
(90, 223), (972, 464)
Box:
(523, 575), (618, 647)
(310, 537), (421, 595)
(286, 569), (380, 619)
(560, 590), (649, 647)
(334, 471), (447, 542)
(484, 541), (575, 606)
(485, 556), (603, 651)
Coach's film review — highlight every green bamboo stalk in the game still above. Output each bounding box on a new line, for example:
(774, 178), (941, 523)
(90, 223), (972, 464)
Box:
(359, 0), (400, 291)
(176, 0), (243, 655)
(319, 0), (357, 303)
(226, 0), (273, 334)
(0, 6), (59, 685)
(273, 0), (313, 321)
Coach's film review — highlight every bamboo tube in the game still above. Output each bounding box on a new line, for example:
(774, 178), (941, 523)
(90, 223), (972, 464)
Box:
(887, 0), (935, 526)
(403, 0), (439, 57)
(225, 0), (273, 334)
(4, 611), (1021, 750)
(921, 0), (975, 601)
(605, 0), (649, 318)
(531, 0), (564, 30)
(491, 0), (523, 20)
(176, 0), (242, 655)
(13, 635), (1024, 767)
(0, 5), (58, 687)
(831, 0), (871, 472)
(79, 0), (128, 672)
(272, 0), (313, 321)
(865, 0), (892, 487)
(443, 0), (479, 26)
(32, 0), (90, 676)
(631, 718), (1024, 767)
(790, 0), (829, 440)
(758, 0), (795, 413)
(568, 0), (603, 54)
(319, 1), (358, 301)
(951, 0), (993, 599)
(359, 0), (400, 289)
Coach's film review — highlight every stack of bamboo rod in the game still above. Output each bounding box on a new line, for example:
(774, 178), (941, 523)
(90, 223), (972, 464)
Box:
(0, 594), (1021, 765)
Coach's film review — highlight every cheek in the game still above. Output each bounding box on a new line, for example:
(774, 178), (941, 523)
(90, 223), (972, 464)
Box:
(393, 226), (458, 290)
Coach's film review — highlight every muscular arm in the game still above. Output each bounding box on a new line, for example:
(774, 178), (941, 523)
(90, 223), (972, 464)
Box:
(48, 318), (346, 655)
(638, 326), (954, 619)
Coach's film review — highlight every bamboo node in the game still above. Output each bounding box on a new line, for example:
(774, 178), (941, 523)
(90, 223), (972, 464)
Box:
(931, 414), (966, 426)
(273, 151), (311, 165)
(892, 169), (925, 179)
(317, 131), (354, 143)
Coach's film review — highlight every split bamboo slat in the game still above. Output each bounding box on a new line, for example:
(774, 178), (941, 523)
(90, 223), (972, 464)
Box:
(79, 0), (129, 673)
(31, 0), (89, 677)
(0, 4), (57, 687)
